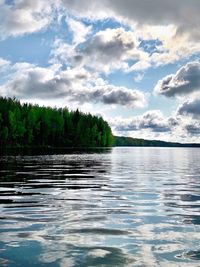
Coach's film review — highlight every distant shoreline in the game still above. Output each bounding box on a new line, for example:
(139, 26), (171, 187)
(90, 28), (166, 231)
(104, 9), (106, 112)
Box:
(114, 136), (200, 148)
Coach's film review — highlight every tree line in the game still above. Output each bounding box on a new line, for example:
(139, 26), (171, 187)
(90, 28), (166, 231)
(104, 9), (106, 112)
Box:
(0, 97), (114, 148)
(114, 136), (200, 147)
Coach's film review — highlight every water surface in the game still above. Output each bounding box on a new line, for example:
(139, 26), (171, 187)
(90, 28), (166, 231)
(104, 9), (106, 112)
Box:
(0, 147), (200, 266)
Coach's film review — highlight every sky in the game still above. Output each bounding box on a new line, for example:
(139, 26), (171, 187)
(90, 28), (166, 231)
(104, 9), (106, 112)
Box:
(0, 0), (200, 143)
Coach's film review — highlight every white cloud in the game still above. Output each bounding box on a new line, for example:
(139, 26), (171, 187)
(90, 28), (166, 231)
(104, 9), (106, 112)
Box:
(0, 58), (10, 72)
(67, 18), (92, 45)
(0, 0), (53, 38)
(49, 39), (77, 65)
(133, 72), (144, 83)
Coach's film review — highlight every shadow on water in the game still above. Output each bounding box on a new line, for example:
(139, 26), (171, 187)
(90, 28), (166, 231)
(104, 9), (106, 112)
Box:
(0, 147), (113, 156)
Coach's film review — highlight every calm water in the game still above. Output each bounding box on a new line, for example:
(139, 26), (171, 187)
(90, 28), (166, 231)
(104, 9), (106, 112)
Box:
(0, 147), (200, 267)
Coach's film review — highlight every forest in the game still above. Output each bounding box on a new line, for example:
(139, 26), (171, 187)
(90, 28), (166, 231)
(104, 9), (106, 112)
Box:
(0, 97), (114, 148)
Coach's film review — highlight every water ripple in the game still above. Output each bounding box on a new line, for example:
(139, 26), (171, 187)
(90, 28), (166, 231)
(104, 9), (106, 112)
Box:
(0, 147), (200, 266)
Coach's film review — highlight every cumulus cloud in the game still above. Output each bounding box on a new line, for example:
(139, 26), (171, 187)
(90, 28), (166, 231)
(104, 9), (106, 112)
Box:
(84, 28), (136, 57)
(82, 27), (143, 72)
(154, 62), (200, 97)
(178, 98), (200, 118)
(185, 122), (200, 135)
(139, 110), (171, 132)
(112, 110), (177, 133)
(0, 0), (53, 38)
(0, 63), (145, 108)
(51, 28), (148, 73)
(107, 88), (142, 106)
(61, 1), (200, 66)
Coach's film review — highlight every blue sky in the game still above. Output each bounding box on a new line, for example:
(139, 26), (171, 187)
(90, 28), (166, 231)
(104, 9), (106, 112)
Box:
(0, 0), (200, 142)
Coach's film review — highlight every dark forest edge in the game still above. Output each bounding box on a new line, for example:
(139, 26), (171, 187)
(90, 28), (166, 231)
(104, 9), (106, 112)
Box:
(0, 97), (199, 151)
(0, 97), (114, 148)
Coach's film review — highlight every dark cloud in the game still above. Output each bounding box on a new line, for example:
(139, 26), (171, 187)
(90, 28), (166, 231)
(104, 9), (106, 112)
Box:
(178, 98), (200, 118)
(185, 123), (200, 135)
(102, 87), (143, 106)
(154, 62), (200, 97)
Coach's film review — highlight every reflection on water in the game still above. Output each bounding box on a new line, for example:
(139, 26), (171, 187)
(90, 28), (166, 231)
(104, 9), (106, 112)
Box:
(0, 147), (200, 267)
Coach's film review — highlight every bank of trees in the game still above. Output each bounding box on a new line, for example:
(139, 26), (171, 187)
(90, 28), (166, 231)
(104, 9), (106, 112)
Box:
(114, 136), (199, 147)
(0, 97), (114, 147)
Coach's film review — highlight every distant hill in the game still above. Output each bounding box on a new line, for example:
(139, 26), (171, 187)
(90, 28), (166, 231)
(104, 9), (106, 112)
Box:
(114, 136), (200, 147)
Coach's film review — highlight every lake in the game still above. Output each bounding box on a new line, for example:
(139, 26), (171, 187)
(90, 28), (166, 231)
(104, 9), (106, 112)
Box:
(0, 147), (200, 267)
